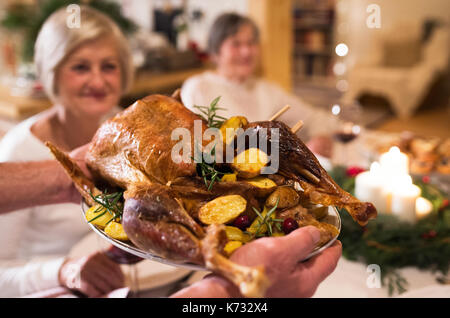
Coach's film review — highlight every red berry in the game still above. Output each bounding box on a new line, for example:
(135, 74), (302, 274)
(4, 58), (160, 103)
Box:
(346, 166), (366, 177)
(233, 215), (250, 230)
(421, 230), (437, 239)
(282, 218), (299, 234)
(422, 175), (430, 184)
(440, 199), (449, 210)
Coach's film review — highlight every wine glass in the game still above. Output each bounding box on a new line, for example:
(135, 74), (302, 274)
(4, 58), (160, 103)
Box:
(103, 245), (143, 265)
(103, 245), (143, 297)
(330, 100), (362, 165)
(95, 234), (143, 297)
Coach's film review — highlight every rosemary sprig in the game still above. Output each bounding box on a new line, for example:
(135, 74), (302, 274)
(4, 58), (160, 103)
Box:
(88, 190), (124, 225)
(194, 96), (228, 128)
(248, 198), (283, 238)
(193, 143), (224, 191)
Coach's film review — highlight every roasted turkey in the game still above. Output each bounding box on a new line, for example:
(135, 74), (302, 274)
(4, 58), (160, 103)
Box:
(47, 93), (376, 297)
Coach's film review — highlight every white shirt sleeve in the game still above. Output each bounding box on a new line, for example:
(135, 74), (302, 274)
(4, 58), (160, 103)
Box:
(0, 257), (66, 297)
(181, 74), (343, 140)
(180, 77), (199, 112)
(0, 210), (66, 297)
(0, 119), (67, 297)
(181, 74), (225, 114)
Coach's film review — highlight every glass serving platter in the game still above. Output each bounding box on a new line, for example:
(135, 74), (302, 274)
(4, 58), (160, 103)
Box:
(81, 201), (341, 269)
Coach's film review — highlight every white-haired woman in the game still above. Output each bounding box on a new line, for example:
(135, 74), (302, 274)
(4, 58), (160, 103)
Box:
(0, 6), (133, 297)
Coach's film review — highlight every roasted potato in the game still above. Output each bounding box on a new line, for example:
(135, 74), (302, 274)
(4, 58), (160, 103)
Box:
(199, 195), (247, 225)
(246, 206), (274, 236)
(246, 176), (277, 189)
(225, 226), (251, 243)
(267, 174), (286, 186)
(245, 176), (277, 198)
(85, 205), (113, 229)
(265, 186), (300, 209)
(224, 241), (243, 256)
(220, 116), (249, 145)
(232, 148), (269, 179)
(221, 173), (237, 182)
(309, 205), (329, 220)
(104, 221), (129, 241)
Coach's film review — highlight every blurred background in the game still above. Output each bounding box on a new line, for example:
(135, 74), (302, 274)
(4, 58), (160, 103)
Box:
(0, 0), (448, 138)
(0, 0), (448, 299)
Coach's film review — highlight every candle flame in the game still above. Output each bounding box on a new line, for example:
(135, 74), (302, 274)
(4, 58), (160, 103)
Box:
(389, 146), (400, 154)
(370, 162), (381, 173)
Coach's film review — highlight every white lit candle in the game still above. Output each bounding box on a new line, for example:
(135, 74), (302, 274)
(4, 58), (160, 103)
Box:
(380, 146), (409, 176)
(390, 175), (421, 223)
(355, 162), (389, 213)
(416, 197), (433, 220)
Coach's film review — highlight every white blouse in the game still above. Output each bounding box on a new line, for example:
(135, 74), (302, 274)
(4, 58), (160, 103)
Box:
(181, 71), (341, 140)
(0, 114), (91, 297)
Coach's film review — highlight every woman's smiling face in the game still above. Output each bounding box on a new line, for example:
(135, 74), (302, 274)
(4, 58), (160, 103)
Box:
(215, 23), (260, 81)
(55, 36), (123, 118)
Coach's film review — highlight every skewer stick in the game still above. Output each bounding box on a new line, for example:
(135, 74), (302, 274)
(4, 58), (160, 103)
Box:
(269, 105), (291, 121)
(290, 120), (304, 134)
(268, 104), (303, 133)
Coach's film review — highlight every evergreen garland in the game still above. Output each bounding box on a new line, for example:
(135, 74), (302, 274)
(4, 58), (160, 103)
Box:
(329, 166), (450, 296)
(1, 0), (137, 62)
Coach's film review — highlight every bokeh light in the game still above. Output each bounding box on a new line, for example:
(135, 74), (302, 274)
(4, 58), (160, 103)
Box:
(335, 43), (349, 57)
(331, 104), (341, 115)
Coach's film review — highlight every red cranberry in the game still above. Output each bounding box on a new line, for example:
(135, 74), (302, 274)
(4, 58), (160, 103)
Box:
(282, 218), (299, 234)
(233, 215), (251, 230)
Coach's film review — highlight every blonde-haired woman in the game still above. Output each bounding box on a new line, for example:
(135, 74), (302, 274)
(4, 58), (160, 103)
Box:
(0, 6), (133, 297)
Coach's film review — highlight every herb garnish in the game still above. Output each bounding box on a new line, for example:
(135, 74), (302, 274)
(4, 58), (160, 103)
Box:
(194, 96), (227, 128)
(88, 190), (124, 225)
(248, 198), (283, 238)
(193, 143), (224, 191)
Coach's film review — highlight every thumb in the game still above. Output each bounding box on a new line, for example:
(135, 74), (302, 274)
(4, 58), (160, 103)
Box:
(275, 225), (321, 264)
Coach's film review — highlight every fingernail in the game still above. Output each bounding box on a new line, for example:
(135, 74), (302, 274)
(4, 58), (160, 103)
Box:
(307, 227), (321, 244)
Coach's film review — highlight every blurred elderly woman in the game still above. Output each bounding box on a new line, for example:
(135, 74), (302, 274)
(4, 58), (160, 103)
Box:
(181, 13), (339, 157)
(0, 6), (133, 297)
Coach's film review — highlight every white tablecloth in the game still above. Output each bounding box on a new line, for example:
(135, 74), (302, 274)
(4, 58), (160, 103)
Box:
(313, 256), (450, 298)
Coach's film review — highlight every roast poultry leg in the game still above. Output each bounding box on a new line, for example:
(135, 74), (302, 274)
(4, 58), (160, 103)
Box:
(46, 142), (102, 206)
(239, 121), (377, 226)
(201, 224), (270, 298)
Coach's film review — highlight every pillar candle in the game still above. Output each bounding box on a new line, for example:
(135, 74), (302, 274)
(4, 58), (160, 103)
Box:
(355, 162), (388, 213)
(379, 146), (409, 176)
(416, 197), (433, 220)
(390, 175), (421, 223)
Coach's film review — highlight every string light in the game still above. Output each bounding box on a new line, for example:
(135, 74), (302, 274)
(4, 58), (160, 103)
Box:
(336, 79), (349, 92)
(335, 43), (349, 57)
(331, 104), (341, 115)
(333, 62), (347, 76)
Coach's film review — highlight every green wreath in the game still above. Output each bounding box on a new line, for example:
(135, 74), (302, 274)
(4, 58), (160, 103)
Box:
(329, 166), (450, 296)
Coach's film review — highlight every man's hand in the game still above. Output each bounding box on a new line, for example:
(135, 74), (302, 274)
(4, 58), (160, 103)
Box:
(171, 226), (342, 298)
(231, 226), (341, 297)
